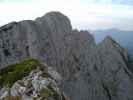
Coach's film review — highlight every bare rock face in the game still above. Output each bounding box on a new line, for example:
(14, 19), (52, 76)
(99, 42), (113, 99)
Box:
(94, 36), (133, 100)
(0, 11), (133, 100)
(0, 22), (30, 68)
(36, 11), (72, 34)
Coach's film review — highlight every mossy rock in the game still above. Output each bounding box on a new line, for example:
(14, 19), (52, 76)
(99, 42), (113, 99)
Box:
(0, 58), (41, 87)
(4, 96), (21, 100)
(40, 88), (54, 98)
(40, 86), (60, 100)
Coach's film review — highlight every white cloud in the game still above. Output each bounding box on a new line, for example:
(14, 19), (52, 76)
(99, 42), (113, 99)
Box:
(0, 0), (133, 31)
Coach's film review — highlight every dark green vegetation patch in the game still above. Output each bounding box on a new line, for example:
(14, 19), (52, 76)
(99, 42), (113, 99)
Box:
(0, 59), (41, 87)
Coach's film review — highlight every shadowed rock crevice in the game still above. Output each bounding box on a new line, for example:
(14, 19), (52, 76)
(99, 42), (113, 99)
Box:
(102, 83), (112, 100)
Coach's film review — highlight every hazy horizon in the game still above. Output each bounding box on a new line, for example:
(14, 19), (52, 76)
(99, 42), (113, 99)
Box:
(0, 0), (133, 31)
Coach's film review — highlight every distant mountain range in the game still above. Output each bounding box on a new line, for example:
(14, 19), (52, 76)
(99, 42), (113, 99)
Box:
(92, 29), (133, 56)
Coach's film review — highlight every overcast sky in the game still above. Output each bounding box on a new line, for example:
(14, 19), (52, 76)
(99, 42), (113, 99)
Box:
(0, 0), (133, 31)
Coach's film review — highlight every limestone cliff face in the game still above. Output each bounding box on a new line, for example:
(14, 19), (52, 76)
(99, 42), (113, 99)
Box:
(0, 11), (95, 79)
(0, 11), (133, 100)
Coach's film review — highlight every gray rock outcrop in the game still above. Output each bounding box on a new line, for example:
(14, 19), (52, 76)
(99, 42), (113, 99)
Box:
(0, 11), (133, 100)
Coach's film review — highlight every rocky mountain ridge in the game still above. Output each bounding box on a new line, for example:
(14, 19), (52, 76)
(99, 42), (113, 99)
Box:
(0, 11), (133, 100)
(92, 29), (133, 56)
(0, 59), (68, 100)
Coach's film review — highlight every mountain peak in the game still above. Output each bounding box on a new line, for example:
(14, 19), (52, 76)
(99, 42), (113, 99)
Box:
(104, 36), (115, 42)
(45, 11), (67, 17)
(101, 35), (120, 47)
(36, 11), (72, 34)
(37, 11), (69, 21)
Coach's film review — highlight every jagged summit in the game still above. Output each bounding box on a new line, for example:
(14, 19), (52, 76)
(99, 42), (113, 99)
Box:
(0, 11), (133, 100)
(102, 36), (119, 45)
(98, 35), (127, 55)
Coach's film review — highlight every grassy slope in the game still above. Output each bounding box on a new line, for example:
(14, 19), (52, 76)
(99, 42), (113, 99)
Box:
(0, 59), (41, 87)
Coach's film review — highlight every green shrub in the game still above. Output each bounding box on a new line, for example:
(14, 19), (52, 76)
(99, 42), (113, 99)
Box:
(0, 58), (41, 87)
